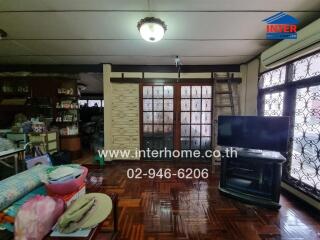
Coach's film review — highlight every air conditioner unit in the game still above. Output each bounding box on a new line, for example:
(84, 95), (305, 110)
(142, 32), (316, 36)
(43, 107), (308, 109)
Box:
(261, 18), (320, 69)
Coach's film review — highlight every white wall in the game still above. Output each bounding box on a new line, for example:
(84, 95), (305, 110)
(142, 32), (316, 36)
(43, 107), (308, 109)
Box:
(240, 58), (260, 115)
(103, 64), (112, 161)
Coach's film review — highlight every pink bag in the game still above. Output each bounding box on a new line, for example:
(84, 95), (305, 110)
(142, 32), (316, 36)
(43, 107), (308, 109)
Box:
(14, 195), (64, 240)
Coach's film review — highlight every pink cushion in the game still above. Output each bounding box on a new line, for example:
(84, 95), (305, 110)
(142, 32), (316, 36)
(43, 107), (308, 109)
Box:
(45, 167), (88, 195)
(15, 195), (65, 239)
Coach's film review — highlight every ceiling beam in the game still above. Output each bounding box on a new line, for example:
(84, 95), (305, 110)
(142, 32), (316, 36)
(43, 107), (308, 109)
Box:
(0, 10), (319, 13)
(0, 55), (253, 58)
(0, 64), (240, 73)
(111, 64), (240, 72)
(0, 64), (103, 73)
(1, 38), (271, 41)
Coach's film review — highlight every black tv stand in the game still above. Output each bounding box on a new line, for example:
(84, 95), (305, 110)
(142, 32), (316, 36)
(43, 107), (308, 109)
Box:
(240, 148), (263, 154)
(219, 148), (286, 209)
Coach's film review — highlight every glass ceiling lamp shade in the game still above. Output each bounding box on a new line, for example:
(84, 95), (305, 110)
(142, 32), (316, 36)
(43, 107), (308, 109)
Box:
(137, 17), (167, 42)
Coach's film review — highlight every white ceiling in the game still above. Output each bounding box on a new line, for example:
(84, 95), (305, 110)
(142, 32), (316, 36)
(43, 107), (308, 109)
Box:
(0, 0), (320, 65)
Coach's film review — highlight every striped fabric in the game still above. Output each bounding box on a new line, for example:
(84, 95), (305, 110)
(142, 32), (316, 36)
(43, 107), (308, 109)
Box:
(0, 165), (48, 211)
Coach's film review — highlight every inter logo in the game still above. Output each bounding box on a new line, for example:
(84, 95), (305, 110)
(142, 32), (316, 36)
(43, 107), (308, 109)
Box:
(263, 12), (299, 40)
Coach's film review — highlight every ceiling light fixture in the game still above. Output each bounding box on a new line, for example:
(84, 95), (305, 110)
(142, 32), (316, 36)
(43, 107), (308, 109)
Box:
(137, 17), (167, 43)
(0, 29), (8, 40)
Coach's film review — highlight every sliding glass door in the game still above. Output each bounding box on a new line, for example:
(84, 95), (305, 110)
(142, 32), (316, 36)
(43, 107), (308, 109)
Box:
(180, 85), (212, 157)
(141, 83), (213, 160)
(142, 85), (175, 157)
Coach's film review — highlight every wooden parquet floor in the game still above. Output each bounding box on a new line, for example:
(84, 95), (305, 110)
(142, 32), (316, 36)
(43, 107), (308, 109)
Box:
(85, 162), (320, 240)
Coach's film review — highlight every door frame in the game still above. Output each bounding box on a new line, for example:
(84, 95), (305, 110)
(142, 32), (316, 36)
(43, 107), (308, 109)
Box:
(139, 79), (214, 161)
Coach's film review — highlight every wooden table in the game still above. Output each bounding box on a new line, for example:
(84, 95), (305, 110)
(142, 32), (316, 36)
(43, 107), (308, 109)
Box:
(0, 148), (25, 174)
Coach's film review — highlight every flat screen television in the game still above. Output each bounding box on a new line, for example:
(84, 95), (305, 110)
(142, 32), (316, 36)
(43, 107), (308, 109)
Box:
(217, 116), (290, 152)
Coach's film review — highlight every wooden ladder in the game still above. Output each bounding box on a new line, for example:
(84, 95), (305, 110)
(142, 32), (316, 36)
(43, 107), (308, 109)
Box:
(213, 72), (235, 116)
(212, 72), (236, 170)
